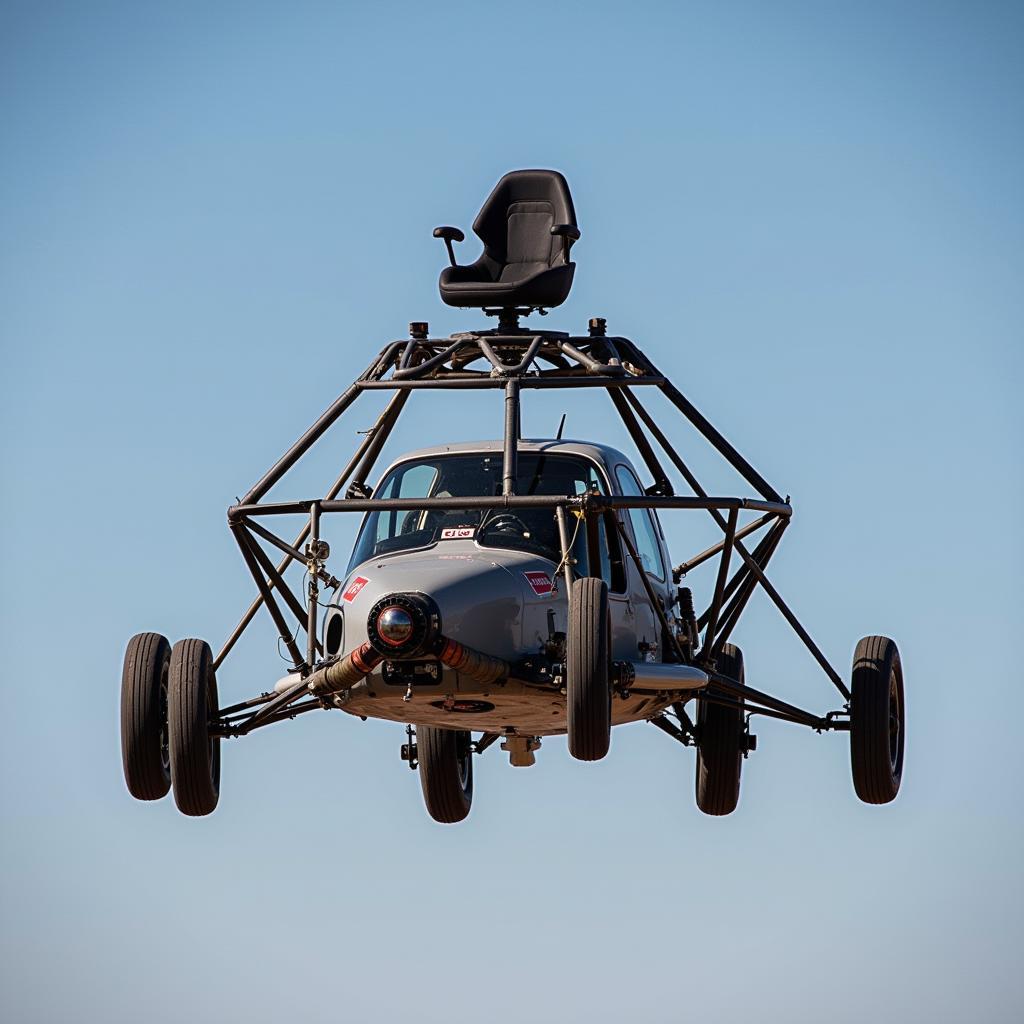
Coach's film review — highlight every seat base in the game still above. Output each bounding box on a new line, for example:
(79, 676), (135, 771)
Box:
(439, 262), (575, 311)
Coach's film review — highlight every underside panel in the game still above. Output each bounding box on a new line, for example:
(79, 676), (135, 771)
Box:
(334, 676), (674, 736)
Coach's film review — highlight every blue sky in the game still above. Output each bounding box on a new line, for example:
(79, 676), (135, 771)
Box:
(1, 2), (1021, 1021)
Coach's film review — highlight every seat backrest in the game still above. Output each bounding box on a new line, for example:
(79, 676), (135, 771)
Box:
(473, 170), (577, 283)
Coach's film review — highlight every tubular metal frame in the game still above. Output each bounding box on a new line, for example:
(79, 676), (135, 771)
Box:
(214, 324), (851, 739)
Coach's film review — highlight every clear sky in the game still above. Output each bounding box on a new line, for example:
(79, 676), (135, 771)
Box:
(1, 2), (1021, 1021)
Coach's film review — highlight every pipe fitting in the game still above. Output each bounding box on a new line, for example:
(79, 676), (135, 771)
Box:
(307, 641), (383, 695)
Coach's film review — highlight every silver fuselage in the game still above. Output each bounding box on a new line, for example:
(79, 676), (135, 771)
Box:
(324, 440), (690, 736)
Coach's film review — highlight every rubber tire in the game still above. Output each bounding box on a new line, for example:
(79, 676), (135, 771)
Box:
(567, 576), (612, 761)
(418, 727), (473, 824)
(120, 632), (172, 800)
(695, 643), (744, 816)
(168, 638), (221, 817)
(850, 635), (904, 804)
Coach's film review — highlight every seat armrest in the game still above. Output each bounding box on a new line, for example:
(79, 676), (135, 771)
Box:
(433, 226), (465, 266)
(550, 223), (581, 241)
(550, 223), (580, 263)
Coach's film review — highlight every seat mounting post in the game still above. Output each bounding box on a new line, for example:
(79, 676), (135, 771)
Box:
(498, 308), (520, 332)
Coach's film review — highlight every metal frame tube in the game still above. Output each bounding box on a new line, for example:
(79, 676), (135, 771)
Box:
(556, 339), (625, 376)
(503, 379), (520, 496)
(393, 339), (472, 380)
(699, 506), (738, 661)
(554, 505), (575, 594)
(241, 345), (389, 505)
(698, 519), (785, 630)
(607, 387), (672, 495)
(240, 525), (317, 640)
(710, 519), (789, 654)
(704, 671), (827, 729)
(231, 525), (306, 670)
(613, 517), (689, 665)
(478, 335), (544, 376)
(617, 338), (783, 504)
(212, 699), (324, 737)
(724, 534), (850, 699)
(356, 376), (665, 390)
(673, 511), (776, 579)
(346, 389), (411, 495)
(619, 385), (845, 699)
(215, 388), (409, 668)
(229, 494), (791, 518)
(306, 503), (320, 669)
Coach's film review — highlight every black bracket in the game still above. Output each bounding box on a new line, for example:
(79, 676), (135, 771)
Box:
(400, 723), (418, 769)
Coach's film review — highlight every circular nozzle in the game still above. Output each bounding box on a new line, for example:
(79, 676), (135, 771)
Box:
(366, 593), (437, 657)
(376, 605), (415, 647)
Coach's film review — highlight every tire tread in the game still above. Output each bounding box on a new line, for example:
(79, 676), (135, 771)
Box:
(850, 635), (903, 804)
(695, 643), (744, 816)
(567, 577), (611, 761)
(168, 638), (220, 817)
(418, 727), (472, 823)
(120, 631), (172, 800)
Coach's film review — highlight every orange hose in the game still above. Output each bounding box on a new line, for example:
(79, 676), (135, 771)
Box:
(307, 641), (383, 695)
(436, 637), (510, 685)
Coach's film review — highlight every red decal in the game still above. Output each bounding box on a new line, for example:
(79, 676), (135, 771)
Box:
(342, 576), (370, 603)
(440, 527), (476, 540)
(524, 571), (554, 596)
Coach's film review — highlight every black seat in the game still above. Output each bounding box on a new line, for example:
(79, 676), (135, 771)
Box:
(435, 169), (580, 312)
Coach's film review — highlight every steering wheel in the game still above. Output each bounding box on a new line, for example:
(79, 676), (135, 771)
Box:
(482, 512), (530, 537)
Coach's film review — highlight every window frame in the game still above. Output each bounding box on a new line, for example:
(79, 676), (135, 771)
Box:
(614, 464), (669, 583)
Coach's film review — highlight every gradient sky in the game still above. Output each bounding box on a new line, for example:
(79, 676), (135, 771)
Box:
(2, 2), (1022, 1021)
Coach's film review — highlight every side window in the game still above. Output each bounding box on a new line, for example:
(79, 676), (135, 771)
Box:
(615, 466), (666, 582)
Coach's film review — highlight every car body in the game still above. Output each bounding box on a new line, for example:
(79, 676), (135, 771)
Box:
(320, 438), (705, 736)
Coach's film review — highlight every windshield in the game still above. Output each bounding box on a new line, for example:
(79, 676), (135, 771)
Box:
(348, 452), (605, 571)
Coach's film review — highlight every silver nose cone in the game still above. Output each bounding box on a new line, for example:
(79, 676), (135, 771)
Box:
(376, 605), (414, 646)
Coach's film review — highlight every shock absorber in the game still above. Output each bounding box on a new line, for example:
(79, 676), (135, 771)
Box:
(677, 586), (699, 657)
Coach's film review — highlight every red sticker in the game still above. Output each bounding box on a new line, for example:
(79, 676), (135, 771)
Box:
(440, 527), (476, 540)
(524, 571), (554, 596)
(342, 576), (370, 603)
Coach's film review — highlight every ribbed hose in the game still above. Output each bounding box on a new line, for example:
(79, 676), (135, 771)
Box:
(306, 642), (383, 695)
(307, 637), (509, 694)
(437, 637), (510, 685)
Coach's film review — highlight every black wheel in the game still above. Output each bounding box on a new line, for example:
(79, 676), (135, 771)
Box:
(418, 727), (473, 823)
(120, 632), (172, 800)
(168, 638), (220, 817)
(850, 635), (904, 804)
(567, 576), (612, 761)
(695, 643), (744, 816)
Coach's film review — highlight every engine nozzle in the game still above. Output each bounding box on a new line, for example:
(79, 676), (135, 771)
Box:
(366, 593), (437, 657)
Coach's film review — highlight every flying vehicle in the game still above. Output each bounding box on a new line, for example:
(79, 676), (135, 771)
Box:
(120, 169), (905, 822)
